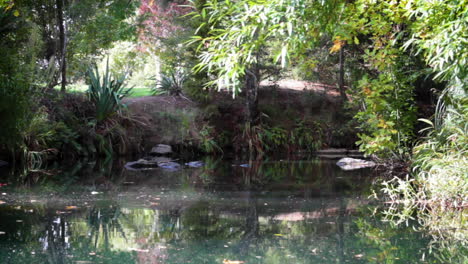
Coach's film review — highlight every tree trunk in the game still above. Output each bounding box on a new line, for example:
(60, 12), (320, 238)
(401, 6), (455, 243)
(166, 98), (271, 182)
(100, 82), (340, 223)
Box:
(245, 68), (259, 125)
(57, 0), (67, 93)
(338, 46), (347, 102)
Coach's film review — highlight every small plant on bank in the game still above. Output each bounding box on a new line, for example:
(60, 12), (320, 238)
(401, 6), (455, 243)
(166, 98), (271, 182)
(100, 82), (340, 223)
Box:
(152, 69), (188, 96)
(198, 125), (223, 153)
(86, 61), (132, 122)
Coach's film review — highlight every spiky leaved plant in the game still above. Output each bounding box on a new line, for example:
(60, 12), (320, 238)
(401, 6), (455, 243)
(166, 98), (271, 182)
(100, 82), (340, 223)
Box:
(87, 60), (132, 122)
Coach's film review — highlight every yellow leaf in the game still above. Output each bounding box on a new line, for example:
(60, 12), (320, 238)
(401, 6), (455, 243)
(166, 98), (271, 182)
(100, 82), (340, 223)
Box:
(5, 3), (14, 11)
(13, 10), (19, 17)
(65, 206), (78, 210)
(330, 39), (345, 54)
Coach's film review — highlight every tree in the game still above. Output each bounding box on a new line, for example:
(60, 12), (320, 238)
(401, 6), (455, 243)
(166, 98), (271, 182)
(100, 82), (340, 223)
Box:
(14, 0), (137, 90)
(193, 0), (466, 157)
(56, 0), (66, 92)
(193, 0), (343, 124)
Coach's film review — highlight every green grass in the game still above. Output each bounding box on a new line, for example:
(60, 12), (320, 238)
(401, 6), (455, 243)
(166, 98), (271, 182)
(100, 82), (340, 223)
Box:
(54, 84), (153, 97)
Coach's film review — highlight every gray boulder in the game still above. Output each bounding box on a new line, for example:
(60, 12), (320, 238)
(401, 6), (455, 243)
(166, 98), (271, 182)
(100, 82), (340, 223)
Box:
(150, 144), (173, 155)
(185, 161), (204, 168)
(124, 156), (180, 171)
(158, 161), (181, 171)
(336, 157), (376, 171)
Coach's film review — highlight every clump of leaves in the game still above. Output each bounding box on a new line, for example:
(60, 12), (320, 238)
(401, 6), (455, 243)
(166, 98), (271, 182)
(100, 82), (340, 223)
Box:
(152, 69), (188, 96)
(86, 61), (132, 122)
(198, 124), (222, 153)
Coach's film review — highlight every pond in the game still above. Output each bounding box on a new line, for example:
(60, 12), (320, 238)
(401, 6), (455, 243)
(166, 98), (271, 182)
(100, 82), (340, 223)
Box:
(0, 158), (458, 263)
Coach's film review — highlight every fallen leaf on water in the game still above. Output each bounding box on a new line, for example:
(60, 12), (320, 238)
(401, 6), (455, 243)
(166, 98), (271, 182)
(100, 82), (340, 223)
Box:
(223, 260), (245, 264)
(274, 234), (283, 236)
(0, 231), (5, 235)
(91, 191), (99, 195)
(65, 206), (78, 210)
(354, 254), (364, 259)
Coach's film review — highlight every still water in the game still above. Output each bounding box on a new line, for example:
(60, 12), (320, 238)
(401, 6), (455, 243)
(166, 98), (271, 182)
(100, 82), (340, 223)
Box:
(0, 158), (458, 263)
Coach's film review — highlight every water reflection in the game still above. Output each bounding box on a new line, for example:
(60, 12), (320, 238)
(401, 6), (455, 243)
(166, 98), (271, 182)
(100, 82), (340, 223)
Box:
(0, 158), (462, 263)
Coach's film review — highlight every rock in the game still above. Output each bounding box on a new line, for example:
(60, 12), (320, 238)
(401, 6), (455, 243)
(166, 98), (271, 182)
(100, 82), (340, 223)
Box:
(316, 148), (348, 154)
(124, 159), (159, 170)
(158, 161), (181, 171)
(185, 161), (204, 168)
(0, 160), (8, 167)
(124, 156), (181, 171)
(336, 157), (376, 171)
(315, 149), (364, 159)
(151, 156), (173, 164)
(150, 144), (173, 155)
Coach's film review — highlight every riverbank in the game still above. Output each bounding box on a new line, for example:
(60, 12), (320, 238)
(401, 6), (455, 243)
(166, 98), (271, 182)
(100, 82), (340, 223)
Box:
(0, 81), (360, 164)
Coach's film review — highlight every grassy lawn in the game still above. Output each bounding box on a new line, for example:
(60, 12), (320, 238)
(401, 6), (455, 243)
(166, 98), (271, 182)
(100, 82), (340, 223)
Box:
(56, 84), (154, 97)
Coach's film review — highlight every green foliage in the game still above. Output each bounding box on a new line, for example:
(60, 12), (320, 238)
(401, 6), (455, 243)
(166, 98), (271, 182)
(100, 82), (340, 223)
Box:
(0, 4), (41, 151)
(153, 69), (188, 96)
(192, 0), (343, 94)
(412, 99), (468, 205)
(198, 124), (222, 153)
(86, 62), (132, 122)
(354, 72), (417, 157)
(0, 76), (31, 149)
(235, 119), (323, 155)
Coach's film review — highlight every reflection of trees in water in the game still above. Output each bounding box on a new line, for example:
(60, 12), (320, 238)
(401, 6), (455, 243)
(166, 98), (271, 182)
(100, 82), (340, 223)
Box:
(41, 216), (69, 264)
(87, 202), (127, 250)
(3, 158), (464, 263)
(234, 191), (259, 258)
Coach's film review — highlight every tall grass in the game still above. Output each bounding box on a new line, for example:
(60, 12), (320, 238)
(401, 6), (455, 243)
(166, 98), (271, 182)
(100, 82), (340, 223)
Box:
(381, 97), (467, 252)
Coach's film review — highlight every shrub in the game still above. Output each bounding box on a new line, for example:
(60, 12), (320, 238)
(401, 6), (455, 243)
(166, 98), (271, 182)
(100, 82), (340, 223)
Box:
(86, 61), (132, 122)
(0, 76), (31, 149)
(152, 69), (188, 96)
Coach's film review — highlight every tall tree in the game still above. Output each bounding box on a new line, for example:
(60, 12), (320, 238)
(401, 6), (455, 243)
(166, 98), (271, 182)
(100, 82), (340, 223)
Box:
(193, 0), (343, 123)
(56, 0), (66, 92)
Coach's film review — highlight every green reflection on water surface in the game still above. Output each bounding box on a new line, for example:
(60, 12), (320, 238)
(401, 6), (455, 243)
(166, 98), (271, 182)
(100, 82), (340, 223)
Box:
(0, 159), (464, 263)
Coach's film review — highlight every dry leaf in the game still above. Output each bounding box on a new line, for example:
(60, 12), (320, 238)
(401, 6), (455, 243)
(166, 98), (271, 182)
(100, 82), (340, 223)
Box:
(65, 206), (78, 210)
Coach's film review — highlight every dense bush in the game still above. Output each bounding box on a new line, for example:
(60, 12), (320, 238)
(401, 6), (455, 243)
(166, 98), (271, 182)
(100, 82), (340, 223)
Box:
(0, 76), (31, 150)
(87, 62), (132, 122)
